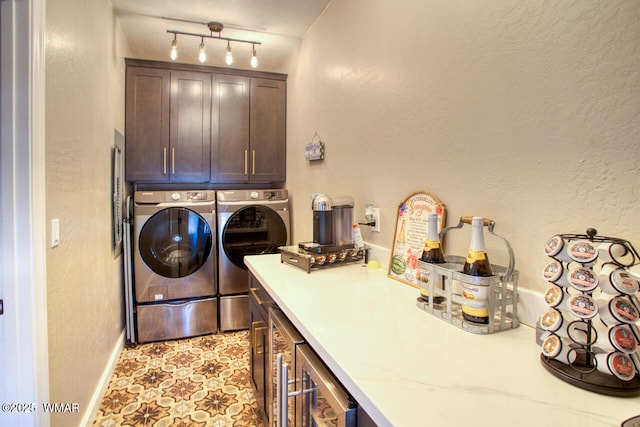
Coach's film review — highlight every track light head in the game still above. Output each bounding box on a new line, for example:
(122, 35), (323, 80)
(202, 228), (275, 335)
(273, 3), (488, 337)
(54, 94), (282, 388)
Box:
(170, 35), (178, 61)
(225, 41), (233, 65)
(250, 45), (258, 68)
(198, 38), (206, 63)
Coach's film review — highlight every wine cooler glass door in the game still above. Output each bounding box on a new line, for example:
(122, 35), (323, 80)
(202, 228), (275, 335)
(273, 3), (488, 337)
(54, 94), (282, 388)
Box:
(270, 308), (304, 426)
(295, 344), (357, 427)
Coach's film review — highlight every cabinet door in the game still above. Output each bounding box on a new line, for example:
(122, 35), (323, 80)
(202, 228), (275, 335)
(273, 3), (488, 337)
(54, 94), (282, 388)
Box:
(125, 67), (170, 182)
(169, 70), (211, 182)
(250, 78), (286, 182)
(211, 74), (250, 182)
(249, 299), (268, 423)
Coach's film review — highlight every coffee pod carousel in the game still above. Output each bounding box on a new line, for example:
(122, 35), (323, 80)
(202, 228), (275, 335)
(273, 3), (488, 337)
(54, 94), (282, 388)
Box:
(538, 228), (640, 397)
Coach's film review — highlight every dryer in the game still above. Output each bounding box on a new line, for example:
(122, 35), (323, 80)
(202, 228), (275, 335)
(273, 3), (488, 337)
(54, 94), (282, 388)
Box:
(217, 189), (290, 331)
(133, 190), (217, 342)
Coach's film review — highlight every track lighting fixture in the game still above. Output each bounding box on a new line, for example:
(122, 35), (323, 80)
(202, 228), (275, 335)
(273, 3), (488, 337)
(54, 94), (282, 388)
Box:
(167, 21), (262, 68)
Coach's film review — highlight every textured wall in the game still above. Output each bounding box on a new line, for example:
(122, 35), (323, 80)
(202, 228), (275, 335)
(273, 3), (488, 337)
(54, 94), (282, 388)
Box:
(45, 0), (130, 425)
(286, 0), (640, 291)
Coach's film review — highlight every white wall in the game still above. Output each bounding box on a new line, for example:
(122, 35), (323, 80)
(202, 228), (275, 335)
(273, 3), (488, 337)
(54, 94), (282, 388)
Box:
(45, 0), (130, 425)
(286, 0), (640, 292)
(1, 0), (49, 426)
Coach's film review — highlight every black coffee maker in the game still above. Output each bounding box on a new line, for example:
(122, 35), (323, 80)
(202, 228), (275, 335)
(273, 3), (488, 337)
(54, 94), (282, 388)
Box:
(311, 194), (354, 248)
(312, 194), (333, 245)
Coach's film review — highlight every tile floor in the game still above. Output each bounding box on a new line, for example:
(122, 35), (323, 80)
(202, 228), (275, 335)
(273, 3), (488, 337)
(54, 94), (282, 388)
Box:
(93, 330), (265, 427)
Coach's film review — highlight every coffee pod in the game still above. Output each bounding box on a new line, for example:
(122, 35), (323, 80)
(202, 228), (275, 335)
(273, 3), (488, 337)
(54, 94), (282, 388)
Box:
(597, 242), (634, 267)
(567, 266), (598, 292)
(598, 296), (639, 325)
(595, 351), (637, 381)
(544, 235), (571, 262)
(542, 260), (568, 286)
(595, 324), (638, 354)
(597, 264), (639, 295)
(565, 294), (598, 319)
(539, 308), (569, 337)
(541, 333), (577, 365)
(544, 285), (565, 308)
(567, 240), (598, 265)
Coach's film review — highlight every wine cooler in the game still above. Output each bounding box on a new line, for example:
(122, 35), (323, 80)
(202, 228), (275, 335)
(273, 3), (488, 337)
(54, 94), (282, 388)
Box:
(269, 307), (358, 427)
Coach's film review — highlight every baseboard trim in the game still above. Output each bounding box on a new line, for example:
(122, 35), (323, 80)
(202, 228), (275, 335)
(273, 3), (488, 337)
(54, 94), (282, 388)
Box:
(80, 329), (125, 427)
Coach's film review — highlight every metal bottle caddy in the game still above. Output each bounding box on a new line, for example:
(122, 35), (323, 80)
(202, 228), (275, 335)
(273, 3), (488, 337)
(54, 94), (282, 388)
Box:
(416, 217), (519, 334)
(538, 228), (640, 397)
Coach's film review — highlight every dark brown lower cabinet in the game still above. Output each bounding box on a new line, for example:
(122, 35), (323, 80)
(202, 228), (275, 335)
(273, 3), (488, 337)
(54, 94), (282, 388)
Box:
(249, 273), (274, 424)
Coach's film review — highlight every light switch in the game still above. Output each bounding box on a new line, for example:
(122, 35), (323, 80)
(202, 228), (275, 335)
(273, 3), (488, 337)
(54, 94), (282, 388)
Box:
(51, 219), (60, 248)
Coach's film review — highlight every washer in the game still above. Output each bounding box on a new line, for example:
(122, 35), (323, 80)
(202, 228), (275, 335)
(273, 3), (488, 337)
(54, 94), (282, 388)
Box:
(133, 190), (217, 342)
(217, 189), (290, 331)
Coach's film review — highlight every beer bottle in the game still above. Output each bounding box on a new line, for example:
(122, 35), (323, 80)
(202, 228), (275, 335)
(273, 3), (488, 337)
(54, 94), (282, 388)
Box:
(461, 217), (493, 324)
(419, 213), (446, 304)
(421, 213), (445, 263)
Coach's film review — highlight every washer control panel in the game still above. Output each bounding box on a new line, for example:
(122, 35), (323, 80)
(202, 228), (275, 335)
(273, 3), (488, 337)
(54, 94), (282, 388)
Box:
(134, 190), (215, 204)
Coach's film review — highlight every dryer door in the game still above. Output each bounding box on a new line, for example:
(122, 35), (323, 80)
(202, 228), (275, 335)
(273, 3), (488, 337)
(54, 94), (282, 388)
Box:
(221, 205), (287, 269)
(139, 207), (213, 278)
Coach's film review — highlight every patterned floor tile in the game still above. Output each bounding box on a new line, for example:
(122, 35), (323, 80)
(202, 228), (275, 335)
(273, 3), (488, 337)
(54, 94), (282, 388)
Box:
(93, 330), (264, 427)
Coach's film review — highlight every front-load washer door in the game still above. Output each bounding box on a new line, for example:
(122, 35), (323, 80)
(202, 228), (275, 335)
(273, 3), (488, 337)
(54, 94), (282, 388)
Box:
(221, 205), (287, 270)
(139, 207), (213, 279)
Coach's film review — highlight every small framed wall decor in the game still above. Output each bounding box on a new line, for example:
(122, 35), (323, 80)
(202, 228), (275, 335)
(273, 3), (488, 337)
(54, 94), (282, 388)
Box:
(388, 191), (446, 288)
(305, 131), (325, 161)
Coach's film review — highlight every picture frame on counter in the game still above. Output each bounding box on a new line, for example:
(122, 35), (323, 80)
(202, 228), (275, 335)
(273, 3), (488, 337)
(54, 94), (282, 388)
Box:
(388, 190), (446, 288)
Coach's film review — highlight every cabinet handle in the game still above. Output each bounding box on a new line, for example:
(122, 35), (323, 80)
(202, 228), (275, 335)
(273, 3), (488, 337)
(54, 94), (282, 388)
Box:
(281, 360), (289, 427)
(163, 148), (167, 175)
(171, 148), (175, 174)
(277, 354), (301, 427)
(251, 321), (266, 355)
(252, 150), (256, 176)
(276, 354), (283, 427)
(249, 287), (266, 305)
(244, 150), (248, 176)
(256, 326), (266, 355)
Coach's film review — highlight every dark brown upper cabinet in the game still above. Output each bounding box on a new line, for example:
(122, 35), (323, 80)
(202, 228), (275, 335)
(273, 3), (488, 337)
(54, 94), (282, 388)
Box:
(249, 78), (286, 183)
(126, 67), (211, 182)
(125, 59), (286, 184)
(210, 74), (251, 182)
(169, 70), (212, 182)
(125, 67), (170, 182)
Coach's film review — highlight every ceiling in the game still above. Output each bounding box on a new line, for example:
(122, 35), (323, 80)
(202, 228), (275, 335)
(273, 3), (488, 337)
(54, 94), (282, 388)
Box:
(112, 0), (332, 72)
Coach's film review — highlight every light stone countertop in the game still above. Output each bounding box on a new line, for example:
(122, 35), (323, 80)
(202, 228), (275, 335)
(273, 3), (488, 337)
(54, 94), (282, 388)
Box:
(245, 253), (639, 427)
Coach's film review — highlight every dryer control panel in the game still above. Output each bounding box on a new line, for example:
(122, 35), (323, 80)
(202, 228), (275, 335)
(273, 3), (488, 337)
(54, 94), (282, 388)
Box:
(217, 189), (288, 202)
